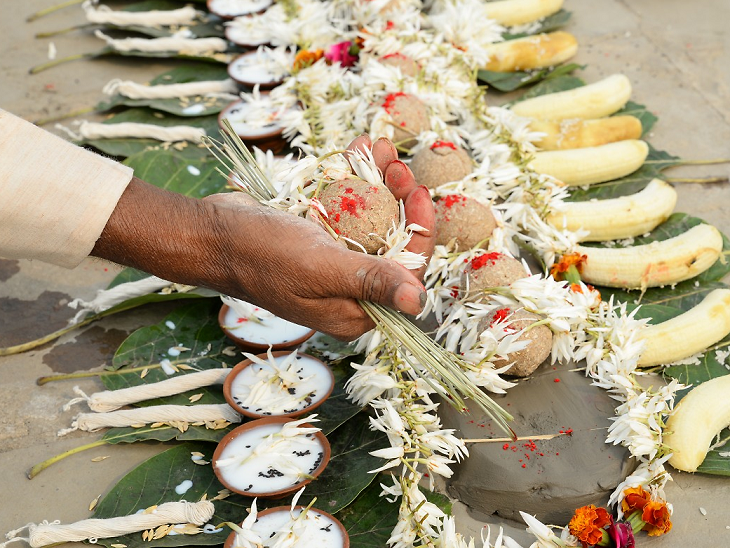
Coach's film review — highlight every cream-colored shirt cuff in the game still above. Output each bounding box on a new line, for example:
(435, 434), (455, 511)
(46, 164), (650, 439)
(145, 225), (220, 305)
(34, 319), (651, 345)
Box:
(0, 109), (133, 268)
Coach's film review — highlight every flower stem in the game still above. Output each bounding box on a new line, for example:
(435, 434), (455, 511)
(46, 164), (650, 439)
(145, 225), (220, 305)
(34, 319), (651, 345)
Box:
(26, 0), (85, 22)
(28, 439), (107, 479)
(30, 53), (97, 75)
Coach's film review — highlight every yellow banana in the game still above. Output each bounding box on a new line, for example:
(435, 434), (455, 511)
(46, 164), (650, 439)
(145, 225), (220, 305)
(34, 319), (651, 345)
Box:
(638, 289), (730, 368)
(483, 31), (577, 72)
(530, 115), (643, 150)
(529, 139), (649, 186)
(484, 0), (564, 26)
(664, 372), (730, 472)
(547, 179), (677, 242)
(511, 74), (632, 120)
(577, 223), (723, 289)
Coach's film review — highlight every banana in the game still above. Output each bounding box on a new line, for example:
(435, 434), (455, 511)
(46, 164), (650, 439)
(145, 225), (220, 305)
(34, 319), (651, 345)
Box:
(530, 115), (643, 150)
(510, 74), (632, 120)
(664, 373), (730, 472)
(638, 289), (730, 368)
(529, 139), (649, 186)
(577, 223), (723, 289)
(547, 179), (677, 242)
(483, 0), (564, 26)
(483, 31), (578, 72)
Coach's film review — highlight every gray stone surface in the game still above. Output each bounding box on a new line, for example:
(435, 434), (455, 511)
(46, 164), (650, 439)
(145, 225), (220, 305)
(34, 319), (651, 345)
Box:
(0, 0), (729, 547)
(440, 359), (634, 524)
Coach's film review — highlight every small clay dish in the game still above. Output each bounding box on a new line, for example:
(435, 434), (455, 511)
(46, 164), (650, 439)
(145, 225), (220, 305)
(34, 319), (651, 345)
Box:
(218, 304), (316, 352)
(223, 351), (335, 419)
(208, 0), (273, 19)
(212, 416), (331, 497)
(218, 99), (289, 154)
(225, 24), (270, 49)
(228, 51), (289, 89)
(223, 505), (349, 548)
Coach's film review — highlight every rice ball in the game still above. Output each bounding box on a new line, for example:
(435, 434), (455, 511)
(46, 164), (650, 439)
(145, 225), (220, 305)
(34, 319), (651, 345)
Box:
(409, 141), (473, 189)
(434, 194), (497, 250)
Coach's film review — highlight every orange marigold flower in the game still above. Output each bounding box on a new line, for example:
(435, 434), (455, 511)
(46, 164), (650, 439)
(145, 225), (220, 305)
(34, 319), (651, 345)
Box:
(293, 48), (324, 71)
(642, 500), (672, 537)
(621, 486), (651, 515)
(568, 505), (612, 546)
(550, 252), (587, 281)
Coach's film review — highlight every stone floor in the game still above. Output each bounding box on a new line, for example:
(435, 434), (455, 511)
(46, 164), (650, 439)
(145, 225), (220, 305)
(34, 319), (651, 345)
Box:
(1, 0), (729, 546)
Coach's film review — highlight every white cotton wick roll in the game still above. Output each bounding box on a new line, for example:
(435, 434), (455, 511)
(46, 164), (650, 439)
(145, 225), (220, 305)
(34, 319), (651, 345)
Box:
(58, 404), (241, 435)
(76, 121), (206, 142)
(1, 501), (214, 548)
(66, 369), (232, 412)
(102, 78), (239, 100)
(67, 276), (173, 324)
(83, 1), (200, 26)
(94, 30), (228, 54)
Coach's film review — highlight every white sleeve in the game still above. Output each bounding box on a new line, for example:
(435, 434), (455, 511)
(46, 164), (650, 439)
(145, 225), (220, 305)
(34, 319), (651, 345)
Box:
(0, 109), (133, 268)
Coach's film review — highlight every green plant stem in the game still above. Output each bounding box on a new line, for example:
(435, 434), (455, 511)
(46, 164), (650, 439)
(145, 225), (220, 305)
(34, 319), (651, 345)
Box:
(676, 158), (730, 166)
(28, 440), (107, 479)
(0, 315), (97, 357)
(30, 53), (96, 74)
(37, 363), (162, 386)
(26, 0), (85, 22)
(665, 176), (729, 184)
(35, 23), (91, 38)
(34, 106), (95, 126)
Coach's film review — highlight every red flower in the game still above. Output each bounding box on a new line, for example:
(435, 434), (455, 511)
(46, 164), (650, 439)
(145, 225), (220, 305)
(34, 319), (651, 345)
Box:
(608, 521), (635, 548)
(324, 41), (359, 67)
(642, 501), (672, 537)
(621, 486), (650, 516)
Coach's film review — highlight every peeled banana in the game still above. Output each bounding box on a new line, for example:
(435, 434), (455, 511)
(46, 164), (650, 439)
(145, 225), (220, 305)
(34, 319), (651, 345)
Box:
(664, 372), (730, 472)
(577, 223), (723, 289)
(530, 115), (643, 150)
(638, 289), (730, 368)
(483, 31), (578, 72)
(547, 179), (677, 242)
(484, 0), (564, 26)
(510, 74), (632, 120)
(529, 139), (649, 186)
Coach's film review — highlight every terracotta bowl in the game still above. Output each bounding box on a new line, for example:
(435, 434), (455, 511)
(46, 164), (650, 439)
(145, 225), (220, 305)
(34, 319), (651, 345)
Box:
(218, 99), (288, 154)
(212, 416), (331, 497)
(224, 24), (271, 49)
(227, 51), (288, 89)
(223, 505), (349, 548)
(223, 351), (335, 419)
(208, 0), (273, 19)
(218, 304), (316, 352)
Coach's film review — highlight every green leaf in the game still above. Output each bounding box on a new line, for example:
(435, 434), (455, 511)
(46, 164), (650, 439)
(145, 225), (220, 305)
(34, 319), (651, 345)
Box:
(106, 2), (225, 39)
(600, 280), (729, 313)
(108, 267), (154, 288)
(516, 73), (585, 101)
(97, 63), (233, 117)
(662, 335), (730, 388)
(696, 427), (730, 477)
(615, 100), (658, 136)
(81, 107), (221, 158)
(478, 63), (582, 93)
(124, 146), (228, 197)
(94, 414), (387, 548)
(103, 423), (234, 445)
(566, 144), (680, 201)
(503, 9), (572, 39)
(314, 361), (365, 436)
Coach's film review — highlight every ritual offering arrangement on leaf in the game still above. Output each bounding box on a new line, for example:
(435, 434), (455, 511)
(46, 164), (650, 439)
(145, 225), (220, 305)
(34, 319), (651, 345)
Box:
(7, 0), (730, 547)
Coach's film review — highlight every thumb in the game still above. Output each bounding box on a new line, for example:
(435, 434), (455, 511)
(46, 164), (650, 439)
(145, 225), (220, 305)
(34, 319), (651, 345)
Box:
(338, 252), (427, 316)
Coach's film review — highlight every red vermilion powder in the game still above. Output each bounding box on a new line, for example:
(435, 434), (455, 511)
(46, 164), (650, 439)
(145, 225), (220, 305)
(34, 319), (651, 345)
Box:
(382, 91), (408, 114)
(338, 195), (365, 216)
(490, 307), (511, 327)
(439, 194), (466, 209)
(430, 140), (457, 150)
(470, 252), (502, 270)
(383, 52), (406, 59)
(385, 21), (395, 30)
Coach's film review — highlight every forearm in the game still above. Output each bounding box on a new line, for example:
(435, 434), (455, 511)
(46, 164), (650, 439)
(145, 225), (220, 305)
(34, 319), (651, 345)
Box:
(91, 177), (224, 287)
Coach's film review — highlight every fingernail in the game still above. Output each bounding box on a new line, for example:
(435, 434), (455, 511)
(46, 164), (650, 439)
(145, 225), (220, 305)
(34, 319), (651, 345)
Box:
(393, 283), (426, 316)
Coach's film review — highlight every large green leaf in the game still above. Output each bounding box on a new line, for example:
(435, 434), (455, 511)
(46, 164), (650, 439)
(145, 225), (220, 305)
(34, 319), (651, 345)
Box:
(124, 146), (228, 197)
(696, 427), (730, 477)
(662, 335), (730, 388)
(615, 100), (658, 136)
(503, 9), (572, 39)
(566, 145), (680, 201)
(478, 63), (582, 93)
(600, 280), (728, 313)
(94, 413), (387, 548)
(82, 107), (220, 157)
(108, 267), (154, 288)
(98, 63), (233, 117)
(513, 73), (585, 102)
(103, 423), (234, 445)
